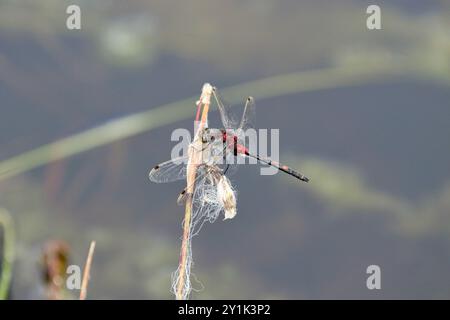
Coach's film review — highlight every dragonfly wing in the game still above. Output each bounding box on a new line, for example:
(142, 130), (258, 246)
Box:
(239, 96), (256, 130)
(176, 165), (210, 205)
(212, 87), (238, 129)
(149, 156), (189, 183)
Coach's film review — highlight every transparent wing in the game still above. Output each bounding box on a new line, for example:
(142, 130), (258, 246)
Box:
(239, 96), (256, 130)
(176, 165), (211, 205)
(212, 87), (238, 129)
(149, 156), (189, 183)
(204, 135), (241, 177)
(190, 168), (224, 236)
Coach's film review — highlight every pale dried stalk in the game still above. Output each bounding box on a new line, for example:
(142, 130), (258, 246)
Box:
(175, 83), (212, 300)
(80, 241), (96, 300)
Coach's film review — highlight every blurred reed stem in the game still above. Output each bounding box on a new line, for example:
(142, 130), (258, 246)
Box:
(80, 241), (96, 300)
(0, 61), (425, 181)
(0, 208), (14, 300)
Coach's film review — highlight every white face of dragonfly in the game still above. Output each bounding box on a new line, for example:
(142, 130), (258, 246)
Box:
(199, 128), (225, 165)
(201, 128), (222, 144)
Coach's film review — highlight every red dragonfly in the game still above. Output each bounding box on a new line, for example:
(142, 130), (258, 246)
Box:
(149, 87), (309, 187)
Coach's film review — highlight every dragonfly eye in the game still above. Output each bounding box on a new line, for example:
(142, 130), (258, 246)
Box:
(202, 128), (218, 143)
(203, 136), (213, 143)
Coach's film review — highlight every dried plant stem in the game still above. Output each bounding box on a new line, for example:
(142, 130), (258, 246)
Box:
(176, 194), (193, 300)
(80, 241), (96, 300)
(175, 84), (212, 300)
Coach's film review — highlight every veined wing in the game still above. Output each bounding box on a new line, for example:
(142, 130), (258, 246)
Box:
(212, 87), (238, 129)
(149, 156), (189, 183)
(176, 165), (219, 205)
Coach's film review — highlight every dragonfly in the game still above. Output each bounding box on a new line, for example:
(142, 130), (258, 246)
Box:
(149, 87), (309, 192)
(205, 87), (309, 182)
(150, 84), (310, 300)
(149, 87), (310, 223)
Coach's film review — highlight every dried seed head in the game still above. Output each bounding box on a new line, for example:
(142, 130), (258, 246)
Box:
(217, 175), (237, 220)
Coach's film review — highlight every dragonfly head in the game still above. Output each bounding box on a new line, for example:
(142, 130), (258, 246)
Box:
(201, 128), (222, 144)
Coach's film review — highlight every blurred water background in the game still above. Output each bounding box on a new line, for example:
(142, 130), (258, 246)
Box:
(0, 0), (449, 299)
